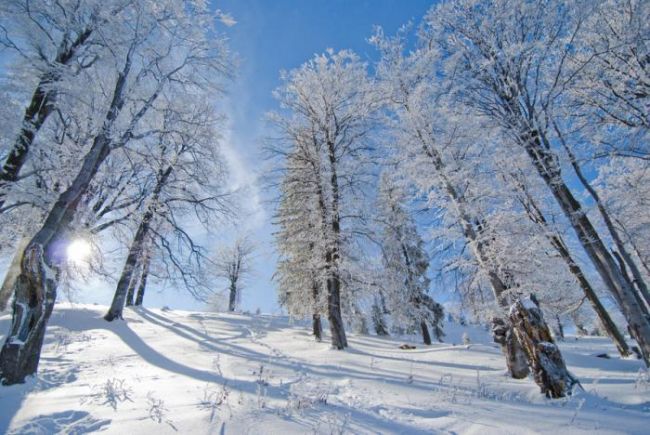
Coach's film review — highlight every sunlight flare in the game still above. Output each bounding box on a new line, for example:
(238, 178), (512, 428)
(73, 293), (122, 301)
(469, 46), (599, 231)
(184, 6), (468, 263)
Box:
(66, 238), (92, 264)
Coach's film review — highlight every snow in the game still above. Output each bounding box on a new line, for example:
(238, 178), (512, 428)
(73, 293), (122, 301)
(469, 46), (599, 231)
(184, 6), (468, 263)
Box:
(1, 304), (648, 434)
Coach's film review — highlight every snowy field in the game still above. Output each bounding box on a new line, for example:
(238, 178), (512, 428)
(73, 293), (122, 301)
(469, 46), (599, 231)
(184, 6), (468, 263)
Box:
(0, 304), (648, 434)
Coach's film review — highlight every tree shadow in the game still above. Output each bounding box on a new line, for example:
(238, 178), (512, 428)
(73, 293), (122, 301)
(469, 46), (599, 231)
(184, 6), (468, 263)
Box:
(8, 410), (110, 435)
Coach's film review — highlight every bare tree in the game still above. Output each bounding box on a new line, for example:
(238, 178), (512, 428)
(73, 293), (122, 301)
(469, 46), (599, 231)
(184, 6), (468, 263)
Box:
(215, 237), (255, 312)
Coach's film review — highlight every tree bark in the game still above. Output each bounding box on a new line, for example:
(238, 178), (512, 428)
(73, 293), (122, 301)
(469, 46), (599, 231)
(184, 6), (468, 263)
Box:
(326, 272), (348, 349)
(509, 295), (578, 398)
(228, 281), (237, 312)
(491, 317), (530, 379)
(134, 254), (150, 306)
(125, 261), (141, 307)
(312, 313), (323, 342)
(420, 321), (432, 345)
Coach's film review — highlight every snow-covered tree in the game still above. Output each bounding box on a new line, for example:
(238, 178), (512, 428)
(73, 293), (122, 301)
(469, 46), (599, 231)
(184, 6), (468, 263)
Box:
(376, 174), (444, 344)
(0, 0), (232, 384)
(422, 0), (650, 364)
(269, 49), (380, 349)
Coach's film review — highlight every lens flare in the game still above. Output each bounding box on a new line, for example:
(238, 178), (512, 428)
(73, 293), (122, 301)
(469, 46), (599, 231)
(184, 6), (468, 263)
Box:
(67, 239), (92, 264)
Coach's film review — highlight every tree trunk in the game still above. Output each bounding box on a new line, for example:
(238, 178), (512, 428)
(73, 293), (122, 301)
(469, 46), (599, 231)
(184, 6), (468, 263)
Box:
(105, 164), (172, 321)
(491, 317), (530, 379)
(312, 313), (323, 342)
(515, 127), (650, 365)
(0, 238), (30, 311)
(134, 254), (150, 306)
(326, 273), (347, 349)
(372, 299), (389, 336)
(410, 113), (529, 376)
(0, 44), (150, 384)
(105, 223), (148, 320)
(420, 321), (432, 345)
(0, 27), (93, 212)
(0, 130), (112, 384)
(125, 261), (141, 307)
(509, 295), (578, 398)
(228, 281), (237, 312)
(559, 135), (650, 311)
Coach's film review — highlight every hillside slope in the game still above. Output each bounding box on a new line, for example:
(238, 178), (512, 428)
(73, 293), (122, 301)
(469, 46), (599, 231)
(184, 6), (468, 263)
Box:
(0, 304), (648, 434)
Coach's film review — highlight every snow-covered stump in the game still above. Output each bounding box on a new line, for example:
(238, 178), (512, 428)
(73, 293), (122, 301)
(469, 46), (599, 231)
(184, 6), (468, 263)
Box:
(491, 317), (530, 379)
(0, 244), (59, 384)
(509, 295), (578, 398)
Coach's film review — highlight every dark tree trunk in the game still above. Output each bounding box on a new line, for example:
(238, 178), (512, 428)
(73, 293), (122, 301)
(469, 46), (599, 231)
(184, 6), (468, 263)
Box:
(105, 165), (172, 321)
(0, 27), (93, 212)
(509, 295), (578, 398)
(228, 281), (237, 312)
(420, 321), (432, 345)
(311, 279), (322, 341)
(0, 44), (151, 384)
(326, 273), (347, 349)
(324, 139), (347, 350)
(372, 299), (389, 336)
(134, 254), (150, 306)
(312, 313), (323, 342)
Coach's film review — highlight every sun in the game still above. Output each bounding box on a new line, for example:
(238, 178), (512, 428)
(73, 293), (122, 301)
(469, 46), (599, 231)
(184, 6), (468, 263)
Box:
(67, 239), (92, 265)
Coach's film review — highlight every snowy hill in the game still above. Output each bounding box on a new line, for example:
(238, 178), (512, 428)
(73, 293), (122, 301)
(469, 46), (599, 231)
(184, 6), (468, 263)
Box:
(1, 305), (648, 434)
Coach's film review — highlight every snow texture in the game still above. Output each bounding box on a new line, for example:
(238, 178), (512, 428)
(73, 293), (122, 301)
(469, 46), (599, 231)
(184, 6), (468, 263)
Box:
(1, 304), (648, 434)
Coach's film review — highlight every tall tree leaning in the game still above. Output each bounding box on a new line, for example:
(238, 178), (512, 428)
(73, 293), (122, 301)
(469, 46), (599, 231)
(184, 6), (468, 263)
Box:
(424, 0), (650, 364)
(0, 0), (231, 385)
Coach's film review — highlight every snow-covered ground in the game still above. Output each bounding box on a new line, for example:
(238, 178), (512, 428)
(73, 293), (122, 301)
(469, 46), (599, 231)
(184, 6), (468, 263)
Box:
(0, 304), (648, 434)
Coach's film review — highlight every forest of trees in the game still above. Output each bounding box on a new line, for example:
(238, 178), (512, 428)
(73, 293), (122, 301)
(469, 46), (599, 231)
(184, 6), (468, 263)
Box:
(0, 0), (647, 400)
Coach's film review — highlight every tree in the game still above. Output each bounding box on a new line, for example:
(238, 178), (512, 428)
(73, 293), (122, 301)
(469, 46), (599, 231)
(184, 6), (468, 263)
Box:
(423, 0), (650, 365)
(269, 50), (380, 349)
(0, 0), (231, 385)
(215, 237), (255, 312)
(105, 100), (232, 321)
(0, 0), (110, 212)
(376, 174), (444, 344)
